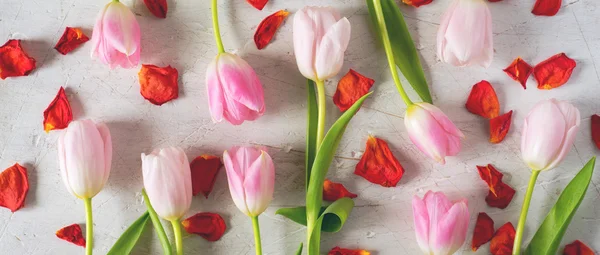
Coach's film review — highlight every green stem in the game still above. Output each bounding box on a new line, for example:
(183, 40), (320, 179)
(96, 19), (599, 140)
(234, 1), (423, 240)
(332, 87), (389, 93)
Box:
(251, 216), (263, 255)
(513, 170), (541, 255)
(211, 0), (225, 53)
(315, 80), (326, 149)
(84, 198), (93, 255)
(142, 189), (173, 255)
(372, 0), (413, 106)
(170, 220), (183, 255)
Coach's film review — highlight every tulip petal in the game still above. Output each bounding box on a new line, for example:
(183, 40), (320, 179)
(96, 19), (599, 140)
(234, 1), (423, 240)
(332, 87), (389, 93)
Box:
(465, 80), (500, 119)
(521, 100), (567, 171)
(56, 224), (86, 247)
(419, 103), (464, 138)
(412, 195), (431, 254)
(432, 200), (469, 255)
(423, 191), (454, 234)
(96, 122), (112, 190)
(545, 100), (580, 170)
(0, 163), (29, 212)
(182, 212), (226, 242)
(592, 114), (600, 150)
(190, 155), (222, 198)
(0, 39), (37, 79)
(533, 53), (576, 90)
(354, 136), (404, 187)
(503, 57), (533, 89)
(254, 10), (289, 50)
(243, 151), (274, 216)
(293, 9), (318, 80)
(490, 222), (515, 255)
(402, 0), (434, 7)
(217, 54), (265, 113)
(333, 69), (375, 112)
(489, 111), (513, 144)
(532, 0), (562, 16)
(477, 164), (516, 209)
(471, 212), (494, 251)
(314, 17), (351, 80)
(206, 58), (225, 123)
(223, 149), (250, 215)
(323, 179), (358, 202)
(328, 246), (371, 255)
(54, 27), (90, 55)
(138, 64), (179, 105)
(43, 87), (73, 132)
(102, 2), (140, 57)
(563, 240), (595, 255)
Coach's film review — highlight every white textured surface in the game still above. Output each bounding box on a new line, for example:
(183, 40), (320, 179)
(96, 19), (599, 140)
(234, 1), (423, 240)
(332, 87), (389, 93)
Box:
(1, 0), (599, 254)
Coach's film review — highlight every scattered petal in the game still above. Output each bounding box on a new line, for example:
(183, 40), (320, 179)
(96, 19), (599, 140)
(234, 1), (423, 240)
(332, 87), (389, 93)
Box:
(43, 87), (73, 133)
(563, 240), (595, 255)
(472, 212), (495, 251)
(254, 10), (289, 50)
(0, 40), (36, 80)
(532, 0), (562, 16)
(182, 212), (226, 242)
(333, 69), (375, 112)
(328, 246), (371, 255)
(490, 110), (513, 144)
(466, 80), (500, 119)
(592, 114), (600, 150)
(323, 179), (358, 202)
(503, 57), (532, 89)
(490, 222), (515, 255)
(54, 27), (89, 55)
(533, 53), (576, 90)
(143, 0), (168, 18)
(477, 164), (516, 209)
(56, 224), (86, 247)
(355, 136), (404, 187)
(0, 163), (29, 212)
(488, 0), (503, 2)
(190, 155), (223, 198)
(138, 64), (179, 105)
(401, 0), (433, 7)
(246, 0), (268, 10)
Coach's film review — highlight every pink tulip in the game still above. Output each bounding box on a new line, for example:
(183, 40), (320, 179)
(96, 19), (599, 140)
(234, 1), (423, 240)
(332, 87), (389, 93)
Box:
(90, 1), (141, 69)
(142, 147), (192, 221)
(437, 0), (493, 67)
(293, 6), (351, 81)
(206, 53), (265, 125)
(521, 99), (580, 171)
(404, 103), (464, 164)
(223, 146), (275, 217)
(58, 120), (112, 199)
(412, 191), (470, 255)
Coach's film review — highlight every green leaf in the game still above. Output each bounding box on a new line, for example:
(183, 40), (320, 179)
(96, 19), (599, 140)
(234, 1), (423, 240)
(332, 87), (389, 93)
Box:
(143, 189), (173, 255)
(306, 79), (318, 190)
(295, 243), (303, 255)
(276, 204), (350, 233)
(107, 212), (150, 255)
(366, 0), (432, 103)
(524, 157), (596, 255)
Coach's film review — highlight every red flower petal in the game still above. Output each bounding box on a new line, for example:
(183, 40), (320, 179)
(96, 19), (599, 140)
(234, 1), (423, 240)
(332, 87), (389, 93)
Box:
(0, 40), (36, 80)
(138, 64), (179, 105)
(563, 240), (595, 255)
(182, 212), (226, 242)
(54, 27), (89, 55)
(143, 0), (168, 18)
(333, 69), (375, 112)
(592, 114), (600, 150)
(532, 0), (562, 16)
(533, 53), (576, 90)
(56, 224), (86, 247)
(401, 0), (433, 7)
(490, 222), (516, 255)
(472, 212), (495, 251)
(323, 179), (358, 202)
(355, 136), (404, 187)
(43, 87), (73, 133)
(466, 80), (500, 119)
(254, 10), (289, 50)
(0, 163), (29, 212)
(488, 0), (503, 2)
(490, 110), (513, 144)
(328, 246), (371, 255)
(503, 57), (532, 89)
(477, 164), (516, 209)
(190, 155), (223, 198)
(247, 0), (268, 10)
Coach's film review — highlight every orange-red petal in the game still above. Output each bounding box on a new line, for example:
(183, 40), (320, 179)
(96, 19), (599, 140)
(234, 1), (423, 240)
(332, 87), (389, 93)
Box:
(182, 212), (226, 242)
(56, 224), (86, 247)
(0, 39), (36, 80)
(472, 212), (495, 251)
(143, 0), (168, 18)
(466, 80), (500, 119)
(533, 53), (576, 90)
(333, 69), (375, 112)
(138, 64), (179, 105)
(54, 27), (89, 55)
(490, 222), (516, 255)
(354, 136), (404, 187)
(503, 58), (532, 89)
(477, 164), (516, 209)
(563, 240), (595, 255)
(254, 10), (289, 50)
(532, 0), (562, 16)
(592, 114), (600, 150)
(323, 179), (358, 202)
(247, 0), (268, 10)
(490, 110), (513, 144)
(190, 155), (223, 198)
(43, 87), (73, 133)
(0, 163), (29, 212)
(402, 0), (433, 7)
(328, 246), (371, 255)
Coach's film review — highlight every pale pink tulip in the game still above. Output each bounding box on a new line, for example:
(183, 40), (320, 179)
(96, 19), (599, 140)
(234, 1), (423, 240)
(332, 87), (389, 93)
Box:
(437, 0), (493, 67)
(58, 120), (112, 199)
(223, 146), (275, 217)
(293, 6), (351, 81)
(412, 191), (470, 255)
(142, 147), (192, 221)
(206, 53), (265, 125)
(90, 1), (141, 69)
(521, 99), (580, 171)
(404, 103), (464, 164)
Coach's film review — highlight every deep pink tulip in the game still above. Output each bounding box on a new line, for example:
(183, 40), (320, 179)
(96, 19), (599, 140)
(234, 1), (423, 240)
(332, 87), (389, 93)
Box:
(206, 53), (265, 125)
(90, 1), (141, 69)
(412, 191), (470, 255)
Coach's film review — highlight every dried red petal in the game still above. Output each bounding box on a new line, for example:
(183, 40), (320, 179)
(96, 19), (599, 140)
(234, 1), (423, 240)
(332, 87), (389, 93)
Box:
(592, 114), (600, 150)
(247, 0), (268, 10)
(56, 224), (86, 247)
(333, 69), (375, 112)
(533, 53), (576, 90)
(190, 155), (223, 198)
(254, 10), (289, 50)
(488, 0), (503, 2)
(54, 27), (89, 55)
(143, 0), (168, 18)
(466, 80), (500, 119)
(328, 246), (371, 255)
(472, 212), (495, 251)
(490, 222), (516, 255)
(43, 87), (73, 133)
(490, 110), (513, 144)
(563, 240), (595, 255)
(0, 163), (29, 212)
(323, 179), (358, 202)
(354, 136), (404, 187)
(503, 58), (532, 89)
(477, 164), (516, 209)
(138, 64), (179, 105)
(182, 212), (226, 242)
(0, 40), (36, 79)
(532, 0), (562, 16)
(401, 0), (433, 7)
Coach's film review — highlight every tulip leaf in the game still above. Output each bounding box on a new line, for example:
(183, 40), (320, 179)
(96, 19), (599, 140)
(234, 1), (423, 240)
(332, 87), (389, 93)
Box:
(143, 189), (173, 255)
(306, 79), (318, 190)
(524, 157), (596, 255)
(366, 0), (433, 103)
(295, 243), (303, 255)
(276, 203), (352, 233)
(107, 212), (150, 255)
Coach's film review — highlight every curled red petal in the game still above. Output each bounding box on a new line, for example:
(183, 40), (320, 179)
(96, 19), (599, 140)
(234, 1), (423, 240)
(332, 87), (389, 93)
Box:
(532, 0), (562, 16)
(190, 155), (223, 198)
(466, 80), (500, 119)
(354, 136), (404, 187)
(333, 69), (375, 112)
(490, 110), (513, 144)
(247, 0), (268, 10)
(43, 87), (73, 133)
(138, 64), (179, 105)
(401, 0), (433, 7)
(0, 39), (36, 80)
(54, 27), (89, 55)
(563, 240), (595, 255)
(488, 0), (503, 2)
(328, 246), (371, 255)
(503, 58), (532, 89)
(477, 164), (515, 209)
(592, 114), (600, 150)
(323, 179), (358, 202)
(490, 222), (516, 255)
(143, 0), (168, 18)
(56, 224), (86, 247)
(0, 163), (29, 212)
(182, 212), (226, 242)
(533, 53), (576, 90)
(254, 10), (289, 50)
(472, 212), (495, 251)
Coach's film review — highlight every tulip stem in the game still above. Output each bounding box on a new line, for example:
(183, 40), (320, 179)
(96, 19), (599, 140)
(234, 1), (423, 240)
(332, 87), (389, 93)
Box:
(251, 216), (263, 255)
(211, 0), (225, 53)
(170, 220), (184, 255)
(315, 80), (326, 149)
(513, 169), (540, 255)
(84, 198), (93, 255)
(372, 0), (413, 106)
(142, 189), (173, 255)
